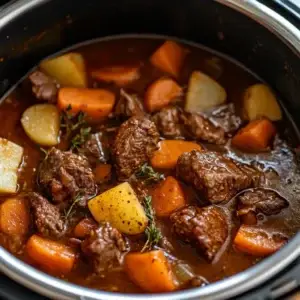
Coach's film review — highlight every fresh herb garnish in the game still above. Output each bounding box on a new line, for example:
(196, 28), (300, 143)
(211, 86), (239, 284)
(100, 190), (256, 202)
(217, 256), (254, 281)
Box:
(63, 191), (83, 220)
(70, 127), (91, 150)
(142, 195), (162, 252)
(136, 164), (165, 184)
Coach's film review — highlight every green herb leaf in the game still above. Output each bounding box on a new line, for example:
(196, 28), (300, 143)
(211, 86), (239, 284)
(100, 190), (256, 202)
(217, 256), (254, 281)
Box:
(63, 191), (83, 220)
(70, 126), (91, 150)
(136, 164), (165, 184)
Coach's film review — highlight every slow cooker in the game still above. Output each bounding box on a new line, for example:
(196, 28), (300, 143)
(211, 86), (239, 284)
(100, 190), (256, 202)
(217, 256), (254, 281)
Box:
(0, 0), (299, 299)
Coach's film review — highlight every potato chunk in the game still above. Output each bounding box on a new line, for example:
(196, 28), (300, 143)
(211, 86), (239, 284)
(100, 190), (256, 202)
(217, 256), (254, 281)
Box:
(0, 139), (23, 194)
(40, 52), (87, 88)
(243, 84), (282, 121)
(21, 104), (60, 146)
(88, 182), (148, 235)
(185, 71), (227, 113)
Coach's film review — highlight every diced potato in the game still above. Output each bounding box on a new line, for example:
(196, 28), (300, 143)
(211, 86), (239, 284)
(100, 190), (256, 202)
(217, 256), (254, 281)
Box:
(185, 71), (227, 113)
(0, 138), (23, 194)
(88, 182), (148, 235)
(40, 52), (87, 88)
(21, 104), (60, 146)
(243, 84), (282, 121)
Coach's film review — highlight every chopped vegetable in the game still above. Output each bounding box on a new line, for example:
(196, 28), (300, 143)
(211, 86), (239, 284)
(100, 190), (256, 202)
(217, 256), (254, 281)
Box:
(58, 88), (115, 120)
(94, 164), (112, 183)
(73, 218), (97, 239)
(144, 78), (182, 112)
(232, 118), (276, 152)
(91, 66), (140, 86)
(21, 104), (60, 146)
(0, 198), (29, 236)
(26, 235), (76, 275)
(243, 84), (282, 121)
(88, 182), (148, 235)
(135, 163), (165, 184)
(234, 225), (286, 256)
(70, 127), (91, 150)
(185, 71), (227, 113)
(150, 40), (187, 78)
(40, 52), (87, 87)
(151, 140), (202, 169)
(125, 250), (176, 292)
(152, 176), (186, 217)
(0, 138), (23, 194)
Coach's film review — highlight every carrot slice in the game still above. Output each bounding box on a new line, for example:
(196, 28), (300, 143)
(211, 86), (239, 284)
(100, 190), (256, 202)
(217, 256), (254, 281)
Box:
(124, 250), (176, 293)
(58, 88), (115, 120)
(73, 218), (97, 239)
(26, 235), (76, 275)
(0, 198), (29, 236)
(150, 41), (187, 78)
(91, 66), (140, 86)
(234, 225), (286, 256)
(144, 78), (182, 112)
(232, 118), (276, 152)
(151, 140), (202, 169)
(152, 176), (186, 217)
(93, 164), (112, 183)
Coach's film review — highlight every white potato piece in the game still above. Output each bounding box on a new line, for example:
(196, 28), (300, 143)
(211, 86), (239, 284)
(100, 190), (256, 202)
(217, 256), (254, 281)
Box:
(40, 52), (87, 87)
(244, 84), (282, 121)
(185, 71), (227, 113)
(88, 182), (148, 235)
(0, 138), (23, 193)
(21, 104), (60, 146)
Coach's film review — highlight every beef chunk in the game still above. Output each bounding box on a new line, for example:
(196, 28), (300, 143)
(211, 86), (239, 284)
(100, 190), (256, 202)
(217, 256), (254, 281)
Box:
(237, 188), (289, 216)
(81, 222), (129, 273)
(29, 71), (58, 103)
(181, 112), (226, 145)
(79, 132), (110, 166)
(113, 116), (160, 180)
(171, 206), (228, 261)
(28, 192), (66, 238)
(177, 150), (261, 203)
(115, 89), (144, 118)
(38, 148), (96, 205)
(209, 103), (242, 135)
(152, 106), (183, 138)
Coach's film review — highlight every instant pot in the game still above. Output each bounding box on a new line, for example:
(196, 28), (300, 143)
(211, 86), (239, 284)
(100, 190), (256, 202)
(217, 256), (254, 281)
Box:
(0, 0), (299, 299)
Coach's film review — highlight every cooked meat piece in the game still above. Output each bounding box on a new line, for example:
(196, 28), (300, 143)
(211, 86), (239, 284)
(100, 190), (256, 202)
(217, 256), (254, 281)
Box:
(237, 188), (289, 216)
(115, 89), (144, 118)
(171, 206), (228, 261)
(81, 222), (129, 273)
(177, 150), (261, 203)
(29, 70), (58, 103)
(112, 116), (160, 180)
(79, 132), (110, 166)
(209, 103), (242, 135)
(38, 148), (96, 206)
(28, 192), (66, 238)
(152, 106), (183, 138)
(181, 112), (226, 145)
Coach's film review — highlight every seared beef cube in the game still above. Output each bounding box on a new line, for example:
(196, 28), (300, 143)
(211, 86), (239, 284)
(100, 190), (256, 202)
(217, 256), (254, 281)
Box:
(112, 116), (160, 180)
(237, 188), (289, 216)
(170, 206), (228, 261)
(79, 132), (110, 166)
(28, 192), (66, 238)
(29, 71), (58, 103)
(81, 222), (129, 273)
(177, 150), (261, 203)
(152, 106), (183, 138)
(38, 148), (96, 205)
(181, 113), (226, 145)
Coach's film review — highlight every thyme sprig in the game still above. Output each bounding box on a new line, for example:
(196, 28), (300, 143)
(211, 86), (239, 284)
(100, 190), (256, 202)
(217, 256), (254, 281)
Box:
(136, 164), (165, 184)
(63, 191), (84, 220)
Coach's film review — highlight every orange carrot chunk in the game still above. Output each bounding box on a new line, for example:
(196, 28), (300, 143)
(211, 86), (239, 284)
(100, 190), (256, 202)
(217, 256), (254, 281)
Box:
(93, 164), (112, 183)
(0, 198), (30, 236)
(232, 118), (276, 152)
(152, 176), (186, 217)
(73, 218), (97, 239)
(234, 225), (286, 256)
(144, 78), (182, 112)
(124, 250), (176, 293)
(151, 140), (202, 169)
(26, 235), (76, 275)
(150, 41), (187, 78)
(58, 88), (115, 120)
(91, 66), (140, 86)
